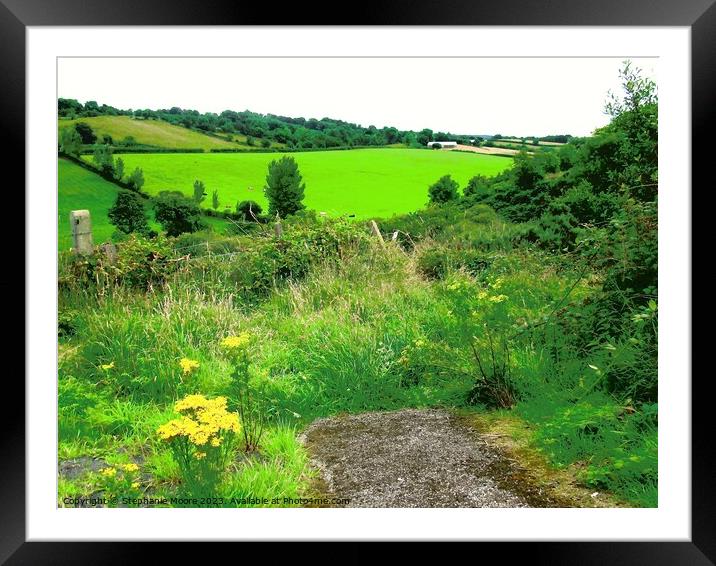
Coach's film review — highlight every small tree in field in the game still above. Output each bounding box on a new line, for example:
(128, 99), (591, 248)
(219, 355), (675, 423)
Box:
(428, 175), (459, 204)
(92, 144), (115, 176)
(193, 180), (207, 205)
(154, 191), (205, 237)
(59, 127), (82, 157)
(212, 189), (220, 210)
(236, 200), (263, 221)
(264, 156), (306, 218)
(108, 191), (149, 235)
(126, 167), (145, 192)
(114, 157), (125, 181)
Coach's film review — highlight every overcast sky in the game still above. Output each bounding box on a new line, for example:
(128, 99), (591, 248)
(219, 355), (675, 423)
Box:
(58, 57), (656, 137)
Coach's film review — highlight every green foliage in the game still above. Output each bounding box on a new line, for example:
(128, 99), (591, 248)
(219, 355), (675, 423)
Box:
(59, 127), (82, 157)
(114, 157), (125, 181)
(126, 167), (145, 192)
(193, 179), (207, 204)
(153, 191), (206, 237)
(212, 189), (220, 210)
(428, 174), (459, 204)
(107, 191), (150, 235)
(463, 174), (490, 198)
(74, 121), (96, 144)
(236, 200), (263, 221)
(264, 156), (306, 218)
(92, 144), (115, 176)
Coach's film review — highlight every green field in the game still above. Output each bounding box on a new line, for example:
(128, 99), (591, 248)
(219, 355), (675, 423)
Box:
(58, 115), (261, 150)
(58, 159), (164, 250)
(112, 149), (513, 219)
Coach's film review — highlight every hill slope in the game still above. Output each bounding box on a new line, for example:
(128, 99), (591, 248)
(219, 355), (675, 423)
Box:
(58, 159), (170, 250)
(58, 115), (258, 150)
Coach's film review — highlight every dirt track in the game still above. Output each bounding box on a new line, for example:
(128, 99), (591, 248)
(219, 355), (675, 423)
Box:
(301, 408), (538, 508)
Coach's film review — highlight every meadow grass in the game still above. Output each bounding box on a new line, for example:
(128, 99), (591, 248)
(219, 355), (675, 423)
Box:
(108, 149), (513, 219)
(58, 115), (257, 150)
(58, 218), (656, 507)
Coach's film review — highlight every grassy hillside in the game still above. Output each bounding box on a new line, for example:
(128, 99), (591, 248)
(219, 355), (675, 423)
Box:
(58, 159), (128, 249)
(58, 115), (258, 150)
(113, 149), (513, 219)
(58, 159), (166, 250)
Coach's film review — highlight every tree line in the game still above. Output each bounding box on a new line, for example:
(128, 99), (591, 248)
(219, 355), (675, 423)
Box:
(58, 98), (570, 150)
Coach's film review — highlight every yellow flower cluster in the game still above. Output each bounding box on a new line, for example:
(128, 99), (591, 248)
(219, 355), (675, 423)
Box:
(123, 463), (139, 473)
(157, 394), (240, 448)
(100, 467), (117, 478)
(180, 358), (200, 375)
(220, 333), (251, 351)
(100, 362), (115, 370)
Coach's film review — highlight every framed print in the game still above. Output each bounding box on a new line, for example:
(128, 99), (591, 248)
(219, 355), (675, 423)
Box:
(5, 0), (708, 562)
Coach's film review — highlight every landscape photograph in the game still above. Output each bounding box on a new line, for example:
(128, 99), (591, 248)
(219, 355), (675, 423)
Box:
(57, 57), (658, 509)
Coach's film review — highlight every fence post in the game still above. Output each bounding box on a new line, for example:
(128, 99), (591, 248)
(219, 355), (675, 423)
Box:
(99, 242), (118, 264)
(70, 210), (94, 255)
(370, 220), (385, 246)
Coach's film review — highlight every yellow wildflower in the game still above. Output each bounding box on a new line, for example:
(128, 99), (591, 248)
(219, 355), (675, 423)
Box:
(157, 394), (241, 447)
(194, 452), (207, 460)
(414, 339), (425, 348)
(220, 333), (251, 350)
(489, 294), (508, 303)
(131, 482), (140, 489)
(179, 358), (200, 375)
(100, 467), (117, 478)
(100, 362), (115, 370)
(123, 463), (139, 473)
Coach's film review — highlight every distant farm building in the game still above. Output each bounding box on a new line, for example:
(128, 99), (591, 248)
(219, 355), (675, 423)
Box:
(427, 141), (457, 149)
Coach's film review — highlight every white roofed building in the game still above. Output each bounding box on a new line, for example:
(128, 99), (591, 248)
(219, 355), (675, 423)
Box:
(426, 141), (457, 148)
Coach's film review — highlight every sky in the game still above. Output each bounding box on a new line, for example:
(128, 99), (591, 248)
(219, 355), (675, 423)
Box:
(58, 57), (656, 137)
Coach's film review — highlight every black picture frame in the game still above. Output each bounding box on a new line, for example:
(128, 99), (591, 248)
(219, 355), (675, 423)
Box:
(4, 1), (706, 562)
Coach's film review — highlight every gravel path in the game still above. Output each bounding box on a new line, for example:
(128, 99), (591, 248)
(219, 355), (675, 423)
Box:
(300, 408), (532, 508)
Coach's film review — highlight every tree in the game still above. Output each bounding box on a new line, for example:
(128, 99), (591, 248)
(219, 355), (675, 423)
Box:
(428, 175), (459, 204)
(212, 189), (220, 210)
(153, 191), (205, 237)
(417, 128), (433, 146)
(261, 139), (271, 149)
(431, 142), (442, 150)
(236, 200), (263, 221)
(108, 191), (149, 235)
(114, 157), (125, 181)
(74, 122), (97, 144)
(463, 175), (490, 197)
(59, 127), (82, 157)
(193, 180), (207, 204)
(127, 167), (145, 192)
(92, 144), (115, 176)
(264, 156), (306, 217)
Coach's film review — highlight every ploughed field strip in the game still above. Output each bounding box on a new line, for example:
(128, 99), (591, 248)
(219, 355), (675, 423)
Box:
(301, 408), (536, 508)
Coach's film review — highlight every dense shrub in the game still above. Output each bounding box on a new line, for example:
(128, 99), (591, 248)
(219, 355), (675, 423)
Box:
(427, 175), (459, 204)
(154, 191), (206, 237)
(108, 191), (150, 235)
(236, 200), (263, 221)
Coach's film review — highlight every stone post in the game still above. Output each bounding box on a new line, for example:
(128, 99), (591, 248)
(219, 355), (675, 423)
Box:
(70, 210), (93, 255)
